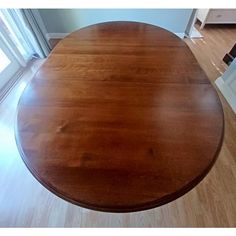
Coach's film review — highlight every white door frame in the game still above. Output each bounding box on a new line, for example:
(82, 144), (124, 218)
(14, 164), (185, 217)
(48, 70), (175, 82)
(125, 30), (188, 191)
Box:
(0, 35), (21, 91)
(185, 9), (198, 37)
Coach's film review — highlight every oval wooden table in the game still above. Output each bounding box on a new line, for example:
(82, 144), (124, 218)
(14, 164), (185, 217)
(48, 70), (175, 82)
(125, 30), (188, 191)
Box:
(15, 22), (224, 212)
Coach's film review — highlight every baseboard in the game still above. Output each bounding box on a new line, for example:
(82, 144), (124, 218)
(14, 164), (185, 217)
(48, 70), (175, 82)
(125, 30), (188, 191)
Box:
(0, 69), (24, 103)
(46, 32), (186, 40)
(46, 33), (69, 41)
(174, 33), (186, 39)
(215, 76), (236, 114)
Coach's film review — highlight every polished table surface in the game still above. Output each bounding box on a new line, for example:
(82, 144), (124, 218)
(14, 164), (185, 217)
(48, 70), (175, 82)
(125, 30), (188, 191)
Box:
(16, 22), (224, 212)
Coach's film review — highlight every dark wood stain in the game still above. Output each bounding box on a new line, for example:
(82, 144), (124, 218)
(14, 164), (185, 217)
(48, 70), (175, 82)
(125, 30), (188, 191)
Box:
(15, 22), (224, 212)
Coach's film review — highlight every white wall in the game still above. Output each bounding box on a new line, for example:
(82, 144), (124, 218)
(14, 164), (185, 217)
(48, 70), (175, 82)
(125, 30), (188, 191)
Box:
(38, 9), (193, 38)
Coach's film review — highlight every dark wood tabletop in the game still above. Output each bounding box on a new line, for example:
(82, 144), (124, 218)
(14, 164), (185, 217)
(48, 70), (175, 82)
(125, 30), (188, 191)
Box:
(15, 22), (224, 212)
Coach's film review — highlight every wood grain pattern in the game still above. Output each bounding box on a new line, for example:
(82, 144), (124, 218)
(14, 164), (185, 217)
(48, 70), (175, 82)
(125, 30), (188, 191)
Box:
(15, 22), (224, 212)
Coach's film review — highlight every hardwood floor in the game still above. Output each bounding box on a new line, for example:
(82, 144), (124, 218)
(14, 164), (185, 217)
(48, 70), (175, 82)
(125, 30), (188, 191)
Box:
(0, 24), (236, 227)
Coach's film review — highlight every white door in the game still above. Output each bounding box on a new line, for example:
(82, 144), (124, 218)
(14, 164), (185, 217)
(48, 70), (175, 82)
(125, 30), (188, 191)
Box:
(0, 36), (21, 90)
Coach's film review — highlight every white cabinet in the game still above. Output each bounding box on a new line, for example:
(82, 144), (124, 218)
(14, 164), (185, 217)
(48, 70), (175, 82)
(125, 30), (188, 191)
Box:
(215, 59), (236, 114)
(197, 9), (236, 29)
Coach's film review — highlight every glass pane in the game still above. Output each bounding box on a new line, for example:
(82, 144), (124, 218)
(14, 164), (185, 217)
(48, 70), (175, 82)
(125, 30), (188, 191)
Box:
(0, 48), (10, 73)
(0, 10), (28, 59)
